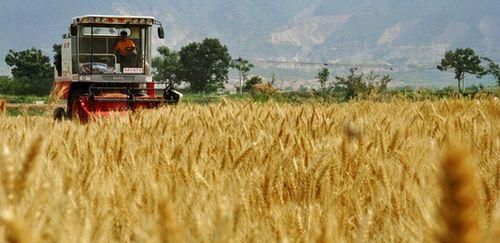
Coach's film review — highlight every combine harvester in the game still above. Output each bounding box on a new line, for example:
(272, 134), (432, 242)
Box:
(51, 15), (181, 122)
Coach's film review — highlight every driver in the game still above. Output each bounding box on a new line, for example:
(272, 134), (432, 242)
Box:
(114, 31), (137, 66)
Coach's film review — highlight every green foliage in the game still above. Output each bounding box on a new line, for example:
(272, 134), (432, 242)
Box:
(124, 85), (500, 104)
(0, 76), (15, 94)
(334, 67), (391, 100)
(5, 106), (47, 116)
(437, 48), (485, 92)
(481, 57), (500, 86)
(316, 65), (330, 90)
(4, 48), (53, 95)
(384, 85), (498, 101)
(0, 94), (49, 104)
(243, 76), (263, 92)
(230, 58), (254, 83)
(152, 46), (181, 86)
(298, 85), (309, 92)
(178, 38), (231, 93)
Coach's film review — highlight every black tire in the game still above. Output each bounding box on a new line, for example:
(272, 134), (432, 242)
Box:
(164, 89), (181, 104)
(67, 89), (88, 120)
(53, 107), (66, 121)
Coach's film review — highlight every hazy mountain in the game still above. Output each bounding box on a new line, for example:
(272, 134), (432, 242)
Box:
(1, 0), (499, 86)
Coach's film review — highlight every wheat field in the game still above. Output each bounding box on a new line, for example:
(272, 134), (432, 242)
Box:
(0, 99), (499, 242)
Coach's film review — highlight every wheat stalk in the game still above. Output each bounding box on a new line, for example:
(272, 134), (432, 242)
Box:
(14, 137), (43, 200)
(0, 99), (6, 115)
(157, 200), (182, 243)
(438, 145), (479, 243)
(0, 99), (495, 242)
(0, 209), (31, 243)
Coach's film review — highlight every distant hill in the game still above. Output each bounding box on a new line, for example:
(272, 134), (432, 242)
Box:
(1, 0), (499, 86)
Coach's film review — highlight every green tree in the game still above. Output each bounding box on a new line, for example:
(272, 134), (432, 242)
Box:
(481, 57), (500, 86)
(243, 76), (263, 92)
(5, 47), (53, 95)
(230, 57), (254, 94)
(437, 48), (485, 92)
(0, 76), (15, 94)
(316, 65), (330, 90)
(178, 38), (231, 93)
(334, 67), (391, 100)
(152, 46), (181, 86)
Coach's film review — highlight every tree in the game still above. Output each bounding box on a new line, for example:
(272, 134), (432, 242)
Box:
(178, 38), (231, 93)
(437, 48), (485, 92)
(316, 65), (330, 90)
(5, 47), (53, 95)
(481, 57), (500, 86)
(230, 57), (254, 94)
(0, 76), (15, 94)
(334, 67), (391, 100)
(152, 46), (181, 86)
(243, 76), (263, 92)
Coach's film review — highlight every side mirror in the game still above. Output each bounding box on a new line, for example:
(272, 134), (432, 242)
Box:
(158, 27), (165, 39)
(70, 24), (78, 36)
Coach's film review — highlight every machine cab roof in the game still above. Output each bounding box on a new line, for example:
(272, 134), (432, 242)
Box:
(72, 15), (157, 26)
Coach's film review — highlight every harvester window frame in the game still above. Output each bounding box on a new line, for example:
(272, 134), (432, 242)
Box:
(72, 36), (78, 75)
(77, 24), (150, 76)
(81, 26), (131, 37)
(145, 27), (152, 75)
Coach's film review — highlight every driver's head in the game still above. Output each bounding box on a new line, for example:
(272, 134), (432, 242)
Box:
(120, 31), (128, 38)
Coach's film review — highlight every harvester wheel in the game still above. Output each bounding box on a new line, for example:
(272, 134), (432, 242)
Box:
(164, 89), (181, 104)
(53, 107), (66, 121)
(67, 89), (88, 120)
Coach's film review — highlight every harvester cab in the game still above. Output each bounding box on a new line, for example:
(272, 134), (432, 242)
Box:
(51, 15), (181, 122)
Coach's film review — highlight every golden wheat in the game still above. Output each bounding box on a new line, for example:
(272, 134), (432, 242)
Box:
(438, 144), (479, 243)
(0, 99), (6, 115)
(0, 98), (498, 242)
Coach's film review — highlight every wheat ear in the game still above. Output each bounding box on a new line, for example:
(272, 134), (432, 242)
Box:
(438, 145), (479, 243)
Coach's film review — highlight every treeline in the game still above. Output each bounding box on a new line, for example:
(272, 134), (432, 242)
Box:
(1, 39), (499, 98)
(307, 48), (500, 101)
(154, 45), (500, 99)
